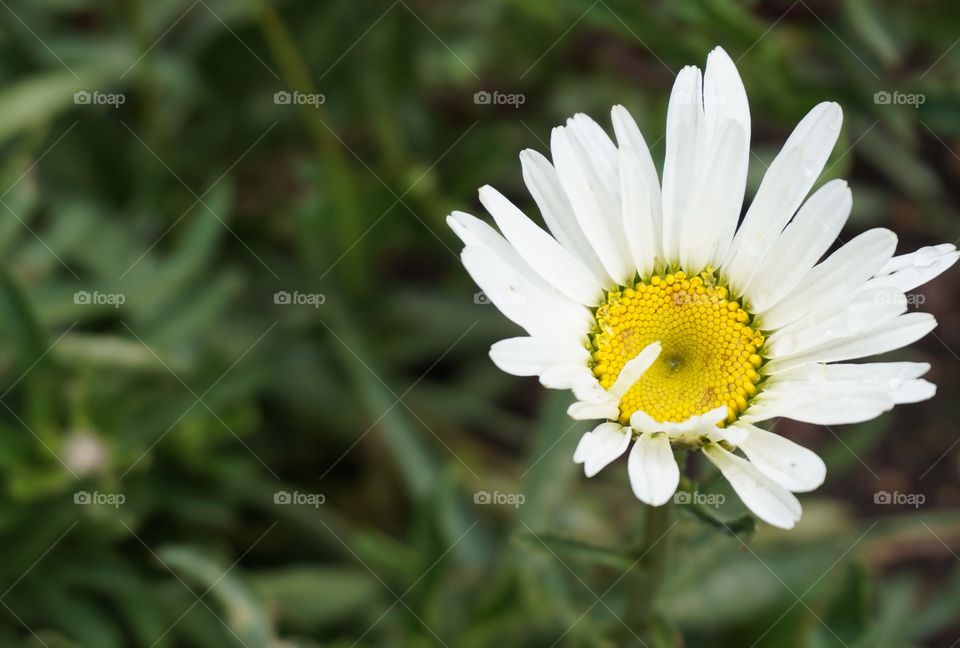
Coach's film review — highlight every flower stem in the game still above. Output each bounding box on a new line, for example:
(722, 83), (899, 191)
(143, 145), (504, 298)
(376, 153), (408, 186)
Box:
(639, 501), (672, 602)
(619, 502), (674, 644)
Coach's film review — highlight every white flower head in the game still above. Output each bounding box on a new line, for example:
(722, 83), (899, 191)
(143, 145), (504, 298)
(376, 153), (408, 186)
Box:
(449, 46), (957, 529)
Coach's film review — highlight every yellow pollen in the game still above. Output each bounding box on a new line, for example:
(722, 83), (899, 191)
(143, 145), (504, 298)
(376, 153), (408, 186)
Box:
(591, 270), (765, 426)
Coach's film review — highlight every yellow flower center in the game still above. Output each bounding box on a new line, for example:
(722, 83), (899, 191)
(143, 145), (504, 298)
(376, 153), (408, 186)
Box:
(590, 270), (765, 426)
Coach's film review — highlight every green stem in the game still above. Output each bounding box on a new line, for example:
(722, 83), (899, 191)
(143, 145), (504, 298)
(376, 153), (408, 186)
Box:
(617, 502), (674, 644)
(639, 502), (672, 603)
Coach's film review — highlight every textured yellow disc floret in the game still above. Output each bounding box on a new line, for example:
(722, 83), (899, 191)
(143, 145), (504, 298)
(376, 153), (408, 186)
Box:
(591, 270), (765, 426)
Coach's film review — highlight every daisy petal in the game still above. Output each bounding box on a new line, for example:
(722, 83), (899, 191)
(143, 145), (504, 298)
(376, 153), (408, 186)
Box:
(479, 185), (604, 306)
(618, 145), (660, 277)
(628, 432), (679, 506)
(703, 444), (802, 529)
(682, 121), (748, 273)
(759, 228), (898, 329)
(460, 245), (592, 342)
(723, 102), (843, 292)
(866, 243), (959, 292)
(551, 126), (633, 284)
(611, 106), (662, 218)
(744, 179), (852, 312)
(661, 64), (703, 263)
(681, 47), (750, 270)
(732, 422), (826, 492)
(539, 364), (594, 389)
(574, 422), (631, 477)
(568, 401), (620, 421)
(608, 341), (662, 400)
(520, 150), (607, 280)
(766, 312), (936, 372)
(489, 336), (590, 377)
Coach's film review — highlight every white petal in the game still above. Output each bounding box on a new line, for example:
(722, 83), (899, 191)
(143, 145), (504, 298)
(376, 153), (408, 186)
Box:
(765, 312), (936, 373)
(758, 228), (898, 329)
(611, 105), (662, 214)
(608, 341), (662, 400)
(746, 367), (936, 424)
(612, 105), (662, 275)
(618, 145), (660, 277)
(571, 374), (612, 404)
(460, 245), (592, 341)
(520, 150), (608, 280)
(661, 65), (703, 263)
(450, 211), (575, 308)
(628, 432), (679, 506)
(772, 360), (930, 384)
(743, 179), (851, 312)
(866, 243), (959, 292)
(565, 114), (619, 204)
(879, 242), (956, 275)
(488, 336), (590, 377)
(448, 211), (523, 264)
(701, 47), (750, 149)
(479, 185), (604, 306)
(733, 422), (826, 492)
(568, 400), (619, 421)
(551, 126), (633, 284)
(765, 287), (906, 359)
(628, 405), (727, 446)
(681, 121), (748, 273)
(744, 385), (895, 425)
(573, 422), (631, 477)
(681, 47), (751, 270)
(539, 364), (593, 389)
(628, 409), (663, 435)
(723, 102), (843, 292)
(703, 445), (802, 529)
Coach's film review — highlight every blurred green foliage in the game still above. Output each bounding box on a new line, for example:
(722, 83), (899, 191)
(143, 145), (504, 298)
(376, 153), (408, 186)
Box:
(0, 0), (958, 646)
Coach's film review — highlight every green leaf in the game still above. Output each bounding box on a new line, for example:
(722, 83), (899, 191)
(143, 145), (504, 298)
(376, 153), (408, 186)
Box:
(252, 566), (381, 631)
(155, 545), (274, 647)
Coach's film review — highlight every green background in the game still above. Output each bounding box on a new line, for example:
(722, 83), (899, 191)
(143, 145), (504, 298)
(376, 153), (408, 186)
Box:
(0, 0), (958, 646)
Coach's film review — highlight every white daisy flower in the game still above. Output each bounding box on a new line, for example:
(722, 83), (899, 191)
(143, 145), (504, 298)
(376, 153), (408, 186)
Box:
(448, 46), (958, 529)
